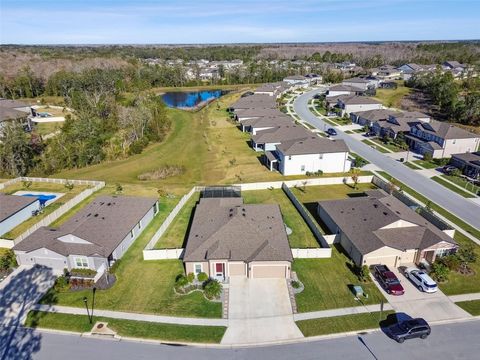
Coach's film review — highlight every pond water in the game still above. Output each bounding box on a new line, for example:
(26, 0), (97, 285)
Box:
(161, 90), (227, 109)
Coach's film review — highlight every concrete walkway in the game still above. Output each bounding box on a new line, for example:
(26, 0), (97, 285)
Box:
(32, 304), (228, 327)
(294, 303), (394, 321)
(449, 292), (480, 302)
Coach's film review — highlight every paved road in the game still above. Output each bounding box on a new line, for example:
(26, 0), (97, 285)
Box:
(1, 319), (476, 360)
(294, 88), (480, 230)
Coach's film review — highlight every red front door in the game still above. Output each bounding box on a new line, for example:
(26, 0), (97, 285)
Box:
(215, 263), (224, 278)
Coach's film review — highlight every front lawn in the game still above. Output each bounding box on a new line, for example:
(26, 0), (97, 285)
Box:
(412, 159), (442, 169)
(431, 176), (475, 198)
(362, 139), (390, 153)
(373, 81), (411, 108)
(242, 189), (319, 248)
(455, 300), (480, 316)
(369, 138), (405, 153)
(25, 311), (226, 343)
(441, 175), (480, 195)
(296, 310), (395, 337)
(293, 253), (386, 312)
(0, 182), (89, 239)
(40, 200), (223, 318)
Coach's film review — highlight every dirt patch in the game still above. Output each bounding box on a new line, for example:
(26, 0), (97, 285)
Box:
(137, 165), (185, 180)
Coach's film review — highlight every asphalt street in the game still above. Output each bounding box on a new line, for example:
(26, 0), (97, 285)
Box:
(1, 319), (475, 360)
(293, 88), (480, 230)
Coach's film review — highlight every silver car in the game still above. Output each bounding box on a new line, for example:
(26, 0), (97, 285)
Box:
(404, 267), (438, 293)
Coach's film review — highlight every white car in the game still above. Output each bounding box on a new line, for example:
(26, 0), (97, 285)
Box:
(404, 267), (438, 293)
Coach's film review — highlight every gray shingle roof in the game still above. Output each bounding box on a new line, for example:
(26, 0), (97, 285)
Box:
(276, 137), (349, 156)
(318, 192), (456, 255)
(231, 94), (276, 110)
(0, 194), (39, 223)
(236, 108), (285, 119)
(338, 96), (381, 106)
(251, 124), (312, 144)
(183, 197), (292, 262)
(13, 195), (158, 257)
(351, 109), (401, 122)
(242, 115), (293, 128)
(414, 120), (479, 140)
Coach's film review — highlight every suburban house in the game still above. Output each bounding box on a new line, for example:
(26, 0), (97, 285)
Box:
(251, 124), (312, 152)
(450, 152), (480, 179)
(183, 196), (293, 280)
(371, 111), (430, 139)
(254, 82), (291, 97)
(350, 109), (401, 127)
(342, 78), (376, 91)
(240, 115), (293, 135)
(336, 96), (383, 116)
(407, 120), (480, 158)
(235, 108), (285, 122)
(283, 75), (310, 87)
(0, 194), (41, 237)
(317, 190), (457, 268)
(266, 136), (351, 175)
(397, 63), (436, 80)
(0, 98), (32, 132)
(228, 94), (277, 113)
(327, 84), (364, 97)
(370, 65), (401, 80)
(13, 195), (158, 275)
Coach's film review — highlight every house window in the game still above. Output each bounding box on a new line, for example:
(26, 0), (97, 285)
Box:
(75, 257), (88, 268)
(194, 263), (202, 275)
(319, 154), (323, 159)
(301, 165), (305, 171)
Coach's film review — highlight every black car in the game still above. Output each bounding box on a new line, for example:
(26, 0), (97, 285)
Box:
(326, 128), (337, 136)
(387, 318), (431, 343)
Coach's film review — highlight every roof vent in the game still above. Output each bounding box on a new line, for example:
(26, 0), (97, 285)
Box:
(94, 214), (99, 217)
(373, 204), (378, 208)
(383, 212), (388, 216)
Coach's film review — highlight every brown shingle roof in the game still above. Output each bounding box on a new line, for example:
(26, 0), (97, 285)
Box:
(276, 137), (349, 156)
(183, 197), (292, 262)
(13, 195), (158, 257)
(251, 124), (312, 144)
(338, 96), (381, 106)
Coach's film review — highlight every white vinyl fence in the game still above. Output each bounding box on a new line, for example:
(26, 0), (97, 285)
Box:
(0, 177), (105, 245)
(143, 248), (184, 260)
(291, 248), (332, 258)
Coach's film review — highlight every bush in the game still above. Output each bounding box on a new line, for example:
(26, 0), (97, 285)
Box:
(69, 268), (97, 278)
(423, 152), (433, 161)
(175, 274), (189, 288)
(291, 280), (301, 289)
(356, 265), (371, 282)
(54, 275), (70, 292)
(186, 272), (195, 283)
(0, 249), (17, 270)
(430, 261), (450, 282)
(109, 259), (121, 274)
(203, 279), (222, 300)
(197, 272), (208, 282)
(439, 254), (461, 271)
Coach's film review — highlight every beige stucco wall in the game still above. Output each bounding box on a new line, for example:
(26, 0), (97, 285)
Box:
(229, 262), (246, 276)
(185, 261), (209, 276)
(363, 247), (418, 267)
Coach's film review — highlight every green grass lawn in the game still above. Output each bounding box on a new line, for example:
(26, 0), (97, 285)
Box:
(33, 121), (63, 137)
(441, 175), (480, 195)
(373, 81), (411, 108)
(369, 139), (405, 153)
(455, 300), (480, 316)
(296, 310), (395, 337)
(25, 311), (226, 343)
(290, 183), (377, 233)
(0, 182), (89, 239)
(242, 189), (319, 248)
(431, 176), (476, 198)
(154, 192), (200, 249)
(412, 159), (441, 169)
(404, 162), (421, 170)
(293, 255), (386, 312)
(362, 139), (390, 153)
(40, 199), (223, 318)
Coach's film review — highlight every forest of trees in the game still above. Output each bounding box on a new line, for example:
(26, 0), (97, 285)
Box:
(406, 71), (480, 126)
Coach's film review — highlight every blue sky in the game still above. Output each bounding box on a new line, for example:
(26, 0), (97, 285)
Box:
(1, 0), (479, 44)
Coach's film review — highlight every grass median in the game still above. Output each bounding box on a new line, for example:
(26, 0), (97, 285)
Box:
(25, 311), (226, 343)
(455, 300), (480, 316)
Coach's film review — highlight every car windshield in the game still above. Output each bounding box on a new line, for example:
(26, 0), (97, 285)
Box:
(386, 278), (400, 285)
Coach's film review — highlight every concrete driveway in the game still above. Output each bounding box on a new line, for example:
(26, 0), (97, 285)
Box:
(221, 277), (303, 345)
(372, 266), (471, 322)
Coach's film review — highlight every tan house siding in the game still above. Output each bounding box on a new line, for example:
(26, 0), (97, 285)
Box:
(229, 262), (246, 276)
(363, 246), (418, 267)
(185, 261), (209, 276)
(249, 260), (291, 278)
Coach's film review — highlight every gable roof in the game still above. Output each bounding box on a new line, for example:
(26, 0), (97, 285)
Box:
(318, 191), (456, 255)
(242, 115), (293, 128)
(276, 136), (349, 156)
(251, 124), (312, 144)
(351, 109), (401, 122)
(0, 194), (39, 223)
(343, 77), (370, 84)
(230, 94), (276, 110)
(338, 95), (381, 106)
(183, 197), (292, 262)
(328, 84), (364, 92)
(414, 120), (479, 140)
(13, 195), (158, 257)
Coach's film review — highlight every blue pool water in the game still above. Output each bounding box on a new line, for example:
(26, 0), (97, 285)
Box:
(161, 90), (227, 109)
(22, 194), (56, 206)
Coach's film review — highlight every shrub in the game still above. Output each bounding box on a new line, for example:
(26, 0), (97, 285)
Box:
(69, 268), (97, 277)
(291, 280), (301, 289)
(54, 275), (70, 292)
(175, 274), (189, 288)
(355, 265), (371, 282)
(22, 180), (32, 189)
(115, 183), (123, 193)
(423, 152), (433, 161)
(186, 272), (195, 283)
(203, 279), (222, 300)
(197, 272), (208, 282)
(64, 181), (74, 191)
(0, 249), (17, 270)
(439, 254), (461, 271)
(430, 261), (450, 282)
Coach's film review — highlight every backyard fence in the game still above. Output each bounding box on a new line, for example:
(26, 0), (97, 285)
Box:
(0, 177), (105, 245)
(143, 186), (197, 251)
(291, 248), (332, 258)
(282, 183), (331, 249)
(143, 248), (185, 260)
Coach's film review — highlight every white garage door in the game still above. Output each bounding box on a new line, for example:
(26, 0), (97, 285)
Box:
(251, 265), (287, 278)
(33, 257), (67, 270)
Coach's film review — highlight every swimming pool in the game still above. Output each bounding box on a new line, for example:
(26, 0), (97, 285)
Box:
(22, 194), (57, 206)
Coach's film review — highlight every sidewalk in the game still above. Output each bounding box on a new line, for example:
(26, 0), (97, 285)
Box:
(293, 303), (394, 321)
(32, 304), (228, 327)
(449, 293), (480, 302)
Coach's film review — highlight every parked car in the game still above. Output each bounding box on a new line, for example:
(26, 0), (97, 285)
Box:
(387, 318), (431, 343)
(326, 128), (337, 136)
(373, 264), (405, 295)
(442, 165), (457, 174)
(404, 267), (438, 293)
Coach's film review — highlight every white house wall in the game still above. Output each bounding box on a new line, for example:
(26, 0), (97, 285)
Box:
(343, 103), (383, 116)
(0, 200), (40, 236)
(442, 138), (480, 158)
(278, 151), (350, 175)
